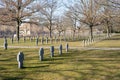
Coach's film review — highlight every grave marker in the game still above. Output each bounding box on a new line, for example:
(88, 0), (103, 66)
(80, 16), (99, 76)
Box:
(39, 48), (44, 61)
(17, 52), (24, 69)
(4, 38), (8, 50)
(50, 46), (54, 57)
(59, 44), (62, 55)
(66, 43), (69, 52)
(36, 38), (38, 46)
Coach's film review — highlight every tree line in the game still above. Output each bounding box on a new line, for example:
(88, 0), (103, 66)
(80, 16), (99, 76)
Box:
(0, 0), (119, 41)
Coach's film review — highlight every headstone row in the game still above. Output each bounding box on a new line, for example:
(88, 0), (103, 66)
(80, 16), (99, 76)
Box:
(17, 43), (69, 69)
(83, 34), (113, 47)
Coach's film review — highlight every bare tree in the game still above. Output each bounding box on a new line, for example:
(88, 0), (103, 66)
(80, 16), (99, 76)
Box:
(38, 0), (59, 38)
(67, 0), (103, 40)
(0, 0), (39, 41)
(55, 17), (64, 37)
(96, 0), (120, 37)
(65, 10), (78, 40)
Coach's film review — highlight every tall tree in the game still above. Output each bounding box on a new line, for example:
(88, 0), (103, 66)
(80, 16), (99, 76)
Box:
(65, 11), (77, 40)
(0, 0), (38, 41)
(38, 0), (58, 38)
(96, 0), (120, 37)
(67, 0), (103, 40)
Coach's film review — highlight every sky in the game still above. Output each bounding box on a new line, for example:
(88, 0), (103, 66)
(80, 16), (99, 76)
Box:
(0, 0), (76, 17)
(55, 0), (76, 16)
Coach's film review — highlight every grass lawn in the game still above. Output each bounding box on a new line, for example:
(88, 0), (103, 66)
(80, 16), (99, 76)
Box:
(91, 34), (120, 48)
(0, 48), (120, 80)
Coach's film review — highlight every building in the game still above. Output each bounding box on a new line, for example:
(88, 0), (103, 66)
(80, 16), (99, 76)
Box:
(20, 23), (31, 36)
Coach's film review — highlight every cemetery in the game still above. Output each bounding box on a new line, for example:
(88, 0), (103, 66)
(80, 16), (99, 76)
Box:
(0, 0), (120, 80)
(0, 34), (120, 80)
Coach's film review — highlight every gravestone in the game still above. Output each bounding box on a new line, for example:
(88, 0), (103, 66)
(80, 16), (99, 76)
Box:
(56, 37), (58, 43)
(50, 38), (52, 44)
(66, 43), (69, 52)
(41, 37), (44, 44)
(87, 39), (90, 45)
(50, 46), (54, 57)
(4, 37), (8, 50)
(11, 36), (13, 44)
(46, 37), (48, 44)
(17, 52), (24, 69)
(83, 40), (85, 47)
(55, 36), (58, 43)
(30, 37), (32, 42)
(23, 37), (26, 43)
(34, 36), (35, 40)
(39, 48), (44, 61)
(85, 40), (87, 46)
(36, 38), (38, 46)
(59, 44), (62, 55)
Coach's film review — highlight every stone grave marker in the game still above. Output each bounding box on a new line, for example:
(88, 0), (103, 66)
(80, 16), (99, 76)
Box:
(59, 44), (62, 55)
(50, 46), (54, 57)
(39, 48), (44, 61)
(46, 37), (48, 44)
(4, 37), (8, 50)
(66, 43), (69, 52)
(17, 52), (24, 69)
(36, 38), (38, 46)
(41, 37), (44, 44)
(23, 37), (26, 43)
(11, 36), (13, 44)
(83, 40), (85, 47)
(50, 38), (52, 44)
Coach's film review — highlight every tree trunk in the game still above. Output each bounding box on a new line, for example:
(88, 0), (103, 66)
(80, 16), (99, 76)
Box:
(106, 21), (110, 38)
(107, 26), (110, 38)
(89, 25), (93, 41)
(49, 20), (52, 38)
(78, 29), (80, 40)
(49, 29), (52, 38)
(73, 30), (75, 41)
(16, 21), (20, 42)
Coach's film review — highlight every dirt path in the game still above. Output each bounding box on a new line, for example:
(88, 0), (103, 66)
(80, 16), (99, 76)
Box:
(0, 45), (120, 50)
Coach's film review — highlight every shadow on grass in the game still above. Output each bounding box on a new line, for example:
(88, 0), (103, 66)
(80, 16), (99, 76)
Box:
(23, 65), (49, 69)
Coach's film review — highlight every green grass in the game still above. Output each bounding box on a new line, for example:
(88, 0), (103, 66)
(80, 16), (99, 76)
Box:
(91, 34), (120, 48)
(0, 48), (120, 80)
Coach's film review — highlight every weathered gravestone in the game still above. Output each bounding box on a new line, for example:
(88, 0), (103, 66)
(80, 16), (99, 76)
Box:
(39, 48), (44, 61)
(50, 38), (52, 44)
(85, 40), (87, 46)
(41, 37), (44, 44)
(46, 37), (48, 44)
(17, 52), (24, 69)
(30, 37), (32, 42)
(59, 44), (62, 55)
(11, 36), (13, 44)
(66, 43), (69, 52)
(23, 37), (26, 43)
(83, 40), (85, 47)
(50, 46), (54, 57)
(4, 37), (8, 50)
(36, 38), (39, 46)
(87, 39), (89, 45)
(55, 36), (58, 43)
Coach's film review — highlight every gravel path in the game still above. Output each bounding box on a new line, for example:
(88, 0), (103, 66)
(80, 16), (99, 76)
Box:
(0, 45), (120, 50)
